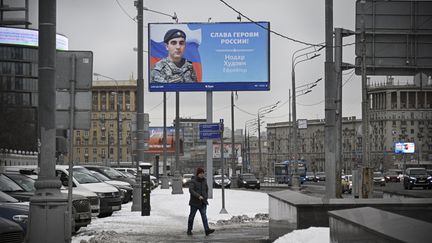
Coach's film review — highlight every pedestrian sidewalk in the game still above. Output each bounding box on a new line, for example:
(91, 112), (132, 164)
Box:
(73, 187), (269, 242)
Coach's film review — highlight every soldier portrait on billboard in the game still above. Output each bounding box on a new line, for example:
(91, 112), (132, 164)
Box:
(151, 29), (197, 83)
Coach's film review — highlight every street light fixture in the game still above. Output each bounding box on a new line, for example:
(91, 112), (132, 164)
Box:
(290, 45), (324, 190)
(94, 73), (122, 167)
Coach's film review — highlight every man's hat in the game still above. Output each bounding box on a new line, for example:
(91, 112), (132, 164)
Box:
(164, 29), (186, 43)
(196, 167), (205, 176)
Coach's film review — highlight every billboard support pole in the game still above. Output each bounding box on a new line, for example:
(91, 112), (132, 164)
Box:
(161, 92), (169, 189)
(220, 119), (228, 214)
(172, 92), (183, 194)
(206, 91), (214, 199)
(231, 91), (235, 177)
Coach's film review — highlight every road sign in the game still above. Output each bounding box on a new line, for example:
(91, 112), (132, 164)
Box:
(199, 123), (221, 140)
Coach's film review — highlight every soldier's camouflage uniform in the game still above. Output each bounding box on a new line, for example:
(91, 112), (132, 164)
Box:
(151, 58), (197, 83)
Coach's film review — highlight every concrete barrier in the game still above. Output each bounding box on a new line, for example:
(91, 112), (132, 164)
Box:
(329, 207), (432, 243)
(268, 190), (432, 241)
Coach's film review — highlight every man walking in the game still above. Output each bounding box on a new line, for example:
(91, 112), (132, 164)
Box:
(187, 167), (215, 236)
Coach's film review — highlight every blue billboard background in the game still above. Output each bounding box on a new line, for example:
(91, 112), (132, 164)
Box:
(148, 22), (270, 92)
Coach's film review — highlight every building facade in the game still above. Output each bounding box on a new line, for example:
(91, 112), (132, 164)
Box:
(69, 79), (137, 166)
(267, 76), (432, 174)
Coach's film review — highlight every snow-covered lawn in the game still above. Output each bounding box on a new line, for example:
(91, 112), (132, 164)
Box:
(274, 227), (330, 243)
(72, 187), (268, 242)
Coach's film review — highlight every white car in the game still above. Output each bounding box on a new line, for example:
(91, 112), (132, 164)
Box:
(56, 165), (122, 217)
(89, 170), (133, 203)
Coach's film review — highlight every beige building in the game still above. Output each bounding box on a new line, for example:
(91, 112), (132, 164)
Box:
(68, 78), (137, 165)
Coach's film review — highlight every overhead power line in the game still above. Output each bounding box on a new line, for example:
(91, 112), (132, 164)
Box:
(114, 0), (137, 23)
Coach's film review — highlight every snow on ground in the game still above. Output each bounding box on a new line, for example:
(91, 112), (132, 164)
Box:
(72, 187), (268, 242)
(274, 227), (330, 243)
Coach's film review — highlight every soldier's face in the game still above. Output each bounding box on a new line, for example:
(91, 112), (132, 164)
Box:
(166, 37), (185, 61)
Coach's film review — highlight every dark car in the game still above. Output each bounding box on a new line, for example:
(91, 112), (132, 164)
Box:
(1, 173), (91, 232)
(0, 217), (24, 243)
(83, 165), (136, 185)
(373, 172), (386, 187)
(0, 191), (28, 234)
(89, 171), (133, 204)
(237, 174), (260, 189)
(305, 172), (316, 182)
(403, 168), (432, 190)
(213, 175), (231, 188)
(384, 171), (400, 183)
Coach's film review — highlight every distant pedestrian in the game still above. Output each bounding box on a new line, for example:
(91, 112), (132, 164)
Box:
(187, 167), (215, 236)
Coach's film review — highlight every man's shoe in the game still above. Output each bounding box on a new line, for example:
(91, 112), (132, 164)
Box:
(187, 231), (193, 236)
(205, 229), (215, 236)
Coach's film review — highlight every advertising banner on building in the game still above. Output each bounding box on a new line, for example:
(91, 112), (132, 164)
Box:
(148, 22), (270, 92)
(213, 144), (242, 159)
(0, 27), (69, 50)
(394, 142), (415, 154)
(148, 127), (183, 154)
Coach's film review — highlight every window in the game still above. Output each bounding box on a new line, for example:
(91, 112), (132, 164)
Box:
(92, 93), (98, 111)
(101, 92), (106, 111)
(125, 91), (131, 111)
(93, 148), (97, 154)
(109, 92), (115, 111)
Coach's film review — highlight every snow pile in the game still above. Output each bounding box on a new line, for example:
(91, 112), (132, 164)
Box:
(274, 227), (330, 243)
(72, 188), (268, 242)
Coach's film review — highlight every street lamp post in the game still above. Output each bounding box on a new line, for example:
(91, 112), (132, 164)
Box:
(291, 45), (323, 190)
(94, 73), (122, 168)
(257, 102), (280, 179)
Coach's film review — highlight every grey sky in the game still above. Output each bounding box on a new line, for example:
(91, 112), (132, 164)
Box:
(28, 0), (361, 131)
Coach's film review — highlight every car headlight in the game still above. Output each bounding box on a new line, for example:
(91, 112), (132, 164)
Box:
(381, 178), (385, 182)
(427, 176), (432, 180)
(183, 179), (187, 183)
(257, 180), (260, 184)
(12, 215), (28, 224)
(96, 192), (106, 198)
(409, 176), (416, 180)
(243, 180), (247, 184)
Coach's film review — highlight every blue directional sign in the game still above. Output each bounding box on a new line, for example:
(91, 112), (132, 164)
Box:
(199, 123), (221, 140)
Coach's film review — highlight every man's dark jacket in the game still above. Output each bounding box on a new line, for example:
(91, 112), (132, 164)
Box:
(189, 176), (209, 208)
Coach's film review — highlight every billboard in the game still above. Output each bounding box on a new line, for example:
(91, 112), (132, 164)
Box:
(148, 22), (270, 92)
(213, 144), (242, 159)
(0, 27), (68, 50)
(148, 127), (183, 154)
(394, 142), (415, 154)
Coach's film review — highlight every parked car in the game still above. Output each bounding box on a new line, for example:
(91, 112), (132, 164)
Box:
(116, 168), (137, 177)
(0, 191), (28, 234)
(213, 175), (231, 188)
(315, 172), (326, 181)
(182, 174), (194, 187)
(237, 174), (260, 189)
(4, 166), (100, 217)
(89, 171), (133, 203)
(83, 165), (136, 185)
(403, 167), (432, 190)
(387, 169), (404, 182)
(0, 217), (24, 243)
(2, 173), (92, 232)
(305, 172), (316, 182)
(341, 175), (352, 194)
(373, 172), (386, 187)
(56, 165), (122, 218)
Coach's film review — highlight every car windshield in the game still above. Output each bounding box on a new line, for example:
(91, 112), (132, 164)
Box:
(119, 171), (135, 178)
(90, 171), (110, 181)
(183, 174), (193, 179)
(409, 169), (427, 176)
(7, 174), (36, 192)
(214, 175), (228, 180)
(243, 175), (257, 180)
(316, 172), (325, 176)
(373, 172), (383, 177)
(73, 171), (100, 184)
(0, 191), (19, 203)
(101, 168), (126, 179)
(0, 174), (24, 192)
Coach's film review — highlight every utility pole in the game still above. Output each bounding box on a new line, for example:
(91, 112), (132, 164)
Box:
(117, 93), (122, 167)
(28, 1), (68, 242)
(132, 0), (144, 211)
(324, 0), (337, 199)
(161, 92), (169, 189)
